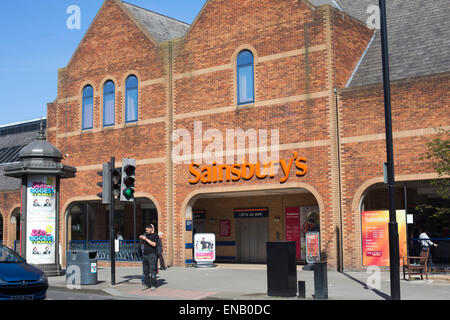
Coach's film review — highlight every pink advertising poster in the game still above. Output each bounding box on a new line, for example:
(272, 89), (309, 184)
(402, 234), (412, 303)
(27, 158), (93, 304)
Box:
(285, 207), (301, 260)
(219, 220), (231, 237)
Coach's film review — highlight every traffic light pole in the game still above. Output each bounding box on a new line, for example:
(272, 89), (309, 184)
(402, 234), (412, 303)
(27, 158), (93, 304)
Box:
(110, 157), (116, 286)
(379, 0), (400, 300)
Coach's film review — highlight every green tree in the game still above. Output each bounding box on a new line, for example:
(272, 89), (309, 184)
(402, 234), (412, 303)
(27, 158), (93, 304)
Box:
(417, 129), (450, 217)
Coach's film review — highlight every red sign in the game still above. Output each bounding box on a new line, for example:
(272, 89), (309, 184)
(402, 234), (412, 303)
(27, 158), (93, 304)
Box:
(306, 232), (320, 263)
(362, 210), (407, 266)
(285, 207), (301, 260)
(219, 220), (231, 237)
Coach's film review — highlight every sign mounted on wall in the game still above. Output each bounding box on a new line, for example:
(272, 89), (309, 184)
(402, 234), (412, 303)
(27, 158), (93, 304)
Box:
(219, 220), (231, 237)
(285, 207), (301, 260)
(189, 153), (307, 184)
(234, 208), (268, 218)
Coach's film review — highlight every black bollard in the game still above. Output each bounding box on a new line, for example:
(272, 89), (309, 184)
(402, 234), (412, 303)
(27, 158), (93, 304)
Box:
(297, 281), (306, 298)
(267, 241), (297, 297)
(313, 261), (328, 299)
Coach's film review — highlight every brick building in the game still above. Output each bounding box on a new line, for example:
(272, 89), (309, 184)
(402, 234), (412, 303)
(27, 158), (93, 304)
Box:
(1, 0), (448, 271)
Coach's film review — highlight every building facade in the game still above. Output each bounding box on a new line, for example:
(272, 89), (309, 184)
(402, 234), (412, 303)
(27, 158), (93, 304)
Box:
(1, 0), (449, 270)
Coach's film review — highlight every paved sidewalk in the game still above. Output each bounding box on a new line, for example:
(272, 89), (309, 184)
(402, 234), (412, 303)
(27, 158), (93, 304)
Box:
(47, 264), (450, 300)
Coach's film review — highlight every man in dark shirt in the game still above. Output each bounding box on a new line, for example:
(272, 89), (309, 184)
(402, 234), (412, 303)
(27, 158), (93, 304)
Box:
(139, 224), (159, 290)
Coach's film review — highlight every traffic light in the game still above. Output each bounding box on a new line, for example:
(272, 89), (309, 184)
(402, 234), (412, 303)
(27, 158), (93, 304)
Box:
(120, 158), (136, 201)
(97, 162), (111, 204)
(112, 167), (122, 199)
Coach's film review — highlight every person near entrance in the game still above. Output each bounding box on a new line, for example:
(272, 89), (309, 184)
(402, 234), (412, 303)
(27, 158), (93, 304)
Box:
(139, 224), (159, 290)
(157, 232), (167, 271)
(418, 226), (438, 271)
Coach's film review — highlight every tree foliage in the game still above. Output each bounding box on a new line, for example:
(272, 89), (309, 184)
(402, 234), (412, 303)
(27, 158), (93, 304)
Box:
(417, 129), (450, 217)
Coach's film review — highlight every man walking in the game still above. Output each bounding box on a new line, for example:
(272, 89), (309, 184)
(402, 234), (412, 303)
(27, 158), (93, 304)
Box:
(139, 224), (159, 290)
(157, 232), (167, 271)
(418, 226), (438, 271)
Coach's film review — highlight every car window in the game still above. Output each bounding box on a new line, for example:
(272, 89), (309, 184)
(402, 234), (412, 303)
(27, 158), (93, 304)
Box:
(0, 246), (25, 263)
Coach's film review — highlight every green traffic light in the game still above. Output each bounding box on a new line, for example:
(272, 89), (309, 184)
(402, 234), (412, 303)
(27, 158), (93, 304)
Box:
(124, 188), (134, 198)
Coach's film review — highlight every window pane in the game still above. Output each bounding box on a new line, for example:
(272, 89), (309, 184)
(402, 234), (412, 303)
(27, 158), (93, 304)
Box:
(126, 88), (138, 123)
(126, 75), (138, 89)
(82, 97), (93, 129)
(104, 81), (115, 94)
(238, 65), (254, 104)
(237, 50), (253, 67)
(104, 92), (115, 126)
(103, 81), (115, 127)
(82, 86), (93, 130)
(125, 76), (138, 123)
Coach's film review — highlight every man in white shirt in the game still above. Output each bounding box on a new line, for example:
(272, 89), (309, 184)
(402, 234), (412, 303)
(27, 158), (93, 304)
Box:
(418, 227), (438, 271)
(419, 229), (438, 249)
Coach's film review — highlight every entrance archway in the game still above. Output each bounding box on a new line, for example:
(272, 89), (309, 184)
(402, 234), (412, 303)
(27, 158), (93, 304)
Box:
(360, 179), (450, 266)
(64, 197), (159, 262)
(183, 184), (323, 265)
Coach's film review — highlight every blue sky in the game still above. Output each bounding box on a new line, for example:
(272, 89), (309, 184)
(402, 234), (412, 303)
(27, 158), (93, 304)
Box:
(0, 0), (207, 126)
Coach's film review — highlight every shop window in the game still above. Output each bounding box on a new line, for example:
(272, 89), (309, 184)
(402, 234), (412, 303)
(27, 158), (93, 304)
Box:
(142, 208), (158, 233)
(125, 75), (138, 123)
(103, 80), (115, 127)
(237, 50), (255, 105)
(82, 85), (94, 130)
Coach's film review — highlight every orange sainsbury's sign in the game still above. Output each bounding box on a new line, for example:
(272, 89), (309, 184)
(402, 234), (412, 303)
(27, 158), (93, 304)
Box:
(189, 152), (307, 184)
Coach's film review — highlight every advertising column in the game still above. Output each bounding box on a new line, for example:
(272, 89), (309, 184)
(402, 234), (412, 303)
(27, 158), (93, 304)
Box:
(26, 176), (57, 265)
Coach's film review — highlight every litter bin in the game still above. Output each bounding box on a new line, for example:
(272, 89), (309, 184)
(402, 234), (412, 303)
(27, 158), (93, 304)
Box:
(266, 241), (297, 297)
(66, 250), (98, 285)
(313, 261), (328, 299)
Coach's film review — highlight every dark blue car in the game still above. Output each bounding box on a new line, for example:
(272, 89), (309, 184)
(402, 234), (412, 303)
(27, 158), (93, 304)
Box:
(0, 244), (48, 300)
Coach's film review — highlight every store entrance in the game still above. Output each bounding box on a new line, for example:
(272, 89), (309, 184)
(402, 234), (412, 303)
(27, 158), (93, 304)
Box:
(236, 218), (268, 263)
(187, 187), (321, 265)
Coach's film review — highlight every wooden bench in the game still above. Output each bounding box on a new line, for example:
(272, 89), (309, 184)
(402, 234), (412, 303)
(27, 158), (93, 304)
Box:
(403, 248), (430, 280)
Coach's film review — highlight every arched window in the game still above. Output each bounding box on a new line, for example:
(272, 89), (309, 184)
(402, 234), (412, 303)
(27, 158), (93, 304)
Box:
(82, 85), (94, 130)
(103, 81), (115, 127)
(125, 75), (138, 123)
(237, 50), (255, 105)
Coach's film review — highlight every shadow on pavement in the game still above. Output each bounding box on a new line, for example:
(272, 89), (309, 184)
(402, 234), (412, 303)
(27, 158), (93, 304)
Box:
(340, 272), (391, 300)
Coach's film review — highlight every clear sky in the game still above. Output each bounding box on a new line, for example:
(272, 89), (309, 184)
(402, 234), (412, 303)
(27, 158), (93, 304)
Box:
(0, 0), (207, 126)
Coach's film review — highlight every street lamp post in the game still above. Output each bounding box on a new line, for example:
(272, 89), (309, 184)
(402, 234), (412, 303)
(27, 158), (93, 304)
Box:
(378, 0), (401, 300)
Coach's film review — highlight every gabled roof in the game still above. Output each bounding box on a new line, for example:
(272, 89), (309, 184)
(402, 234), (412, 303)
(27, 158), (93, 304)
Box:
(333, 0), (450, 87)
(121, 1), (190, 42)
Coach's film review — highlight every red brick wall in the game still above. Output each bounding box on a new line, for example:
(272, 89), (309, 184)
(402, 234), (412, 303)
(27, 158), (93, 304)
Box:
(3, 0), (441, 271)
(332, 10), (374, 88)
(0, 191), (22, 248)
(51, 0), (170, 265)
(338, 73), (450, 270)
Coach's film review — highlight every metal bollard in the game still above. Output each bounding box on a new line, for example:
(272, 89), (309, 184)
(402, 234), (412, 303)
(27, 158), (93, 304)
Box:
(313, 261), (328, 299)
(297, 281), (306, 298)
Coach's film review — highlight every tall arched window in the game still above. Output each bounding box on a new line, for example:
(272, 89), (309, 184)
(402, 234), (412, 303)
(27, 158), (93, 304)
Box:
(125, 75), (138, 123)
(237, 50), (255, 105)
(82, 85), (94, 130)
(103, 80), (115, 127)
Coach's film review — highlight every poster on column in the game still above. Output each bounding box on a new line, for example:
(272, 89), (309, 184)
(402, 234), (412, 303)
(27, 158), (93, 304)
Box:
(361, 210), (407, 267)
(26, 175), (56, 264)
(285, 207), (301, 260)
